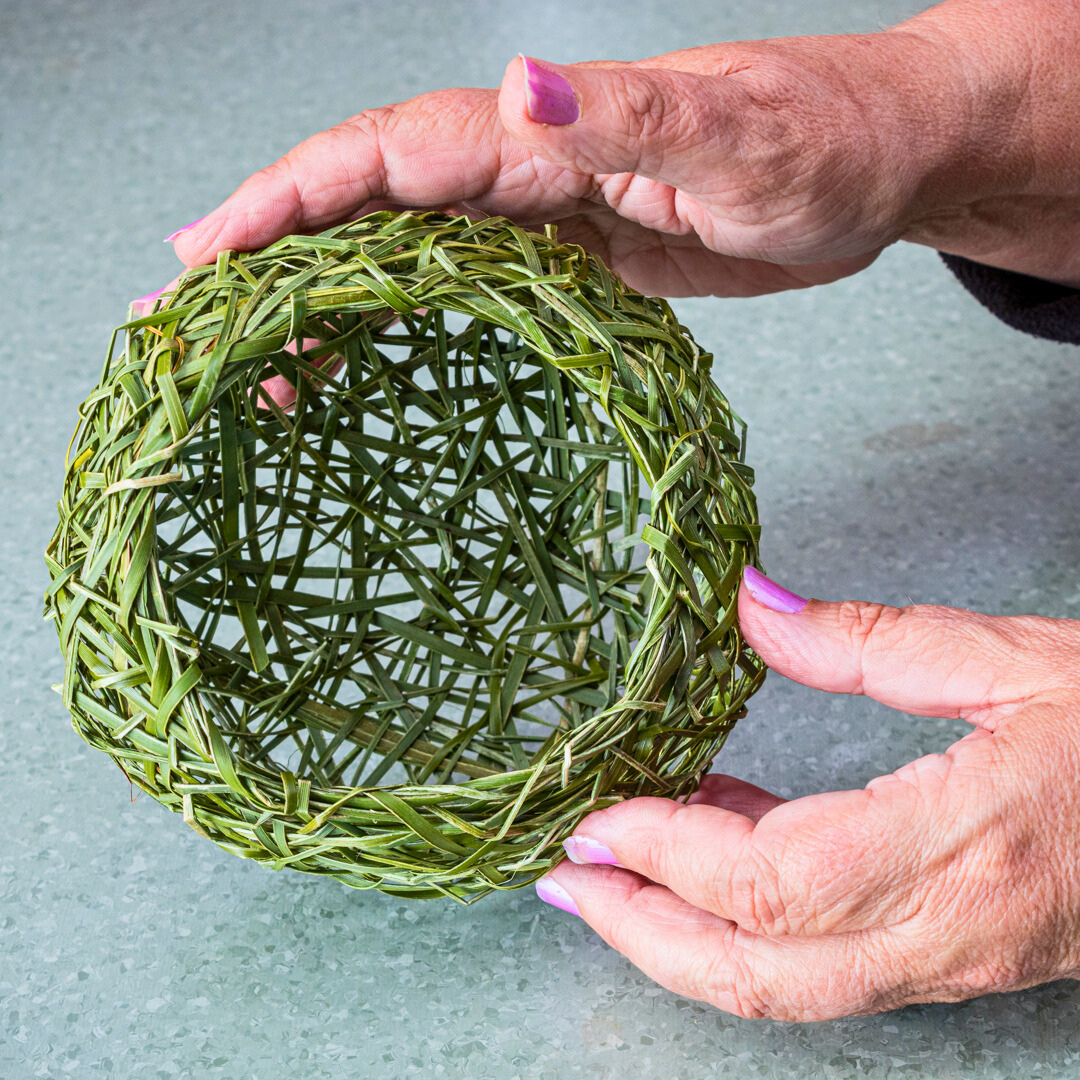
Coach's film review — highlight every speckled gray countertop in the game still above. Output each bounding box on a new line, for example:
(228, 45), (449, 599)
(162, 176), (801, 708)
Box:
(4, 1), (1080, 1077)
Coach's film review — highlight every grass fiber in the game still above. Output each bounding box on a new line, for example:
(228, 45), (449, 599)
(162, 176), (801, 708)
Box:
(45, 211), (765, 901)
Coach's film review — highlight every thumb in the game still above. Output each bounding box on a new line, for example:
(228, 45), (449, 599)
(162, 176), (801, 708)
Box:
(738, 566), (1067, 721)
(498, 55), (747, 192)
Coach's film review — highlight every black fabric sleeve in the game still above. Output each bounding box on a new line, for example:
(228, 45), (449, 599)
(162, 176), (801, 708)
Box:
(940, 252), (1080, 345)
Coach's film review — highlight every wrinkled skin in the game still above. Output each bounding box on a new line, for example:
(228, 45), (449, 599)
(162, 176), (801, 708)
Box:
(171, 1), (1080, 292)
(546, 586), (1080, 1020)
(155, 0), (1080, 1019)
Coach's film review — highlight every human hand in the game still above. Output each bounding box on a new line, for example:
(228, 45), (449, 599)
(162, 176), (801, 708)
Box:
(535, 566), (1080, 1020)
(167, 0), (1080, 297)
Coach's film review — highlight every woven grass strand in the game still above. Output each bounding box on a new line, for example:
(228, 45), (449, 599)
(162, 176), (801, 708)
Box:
(45, 211), (766, 902)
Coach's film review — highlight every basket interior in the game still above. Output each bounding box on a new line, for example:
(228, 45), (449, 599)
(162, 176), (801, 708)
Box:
(156, 310), (651, 789)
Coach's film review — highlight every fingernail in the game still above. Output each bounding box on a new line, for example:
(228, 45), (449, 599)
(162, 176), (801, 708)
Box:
(563, 835), (621, 866)
(131, 286), (166, 310)
(743, 566), (808, 614)
(521, 55), (579, 126)
(535, 876), (580, 916)
(163, 216), (207, 243)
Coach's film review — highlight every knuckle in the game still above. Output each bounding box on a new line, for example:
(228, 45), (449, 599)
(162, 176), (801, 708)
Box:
(883, 750), (955, 802)
(264, 109), (392, 219)
(733, 52), (807, 112)
(842, 601), (903, 658)
(743, 847), (791, 934)
(611, 72), (679, 147)
(726, 986), (774, 1021)
(613, 71), (729, 167)
(740, 814), (891, 936)
(945, 960), (1027, 997)
(241, 155), (295, 198)
(724, 59), (825, 194)
(700, 931), (897, 1022)
(306, 108), (390, 165)
(723, 837), (795, 935)
(702, 951), (776, 1020)
(634, 798), (700, 880)
(839, 602), (923, 697)
(340, 105), (395, 151)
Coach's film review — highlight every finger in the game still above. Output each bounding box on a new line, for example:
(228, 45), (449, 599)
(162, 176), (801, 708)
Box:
(560, 726), (1012, 939)
(563, 788), (905, 937)
(498, 55), (750, 196)
(549, 212), (879, 298)
(682, 773), (786, 823)
(537, 863), (904, 1021)
(496, 55), (889, 269)
(130, 274), (182, 317)
(558, 779), (784, 885)
(739, 567), (1080, 722)
(254, 339), (345, 412)
(172, 89), (533, 267)
(130, 286), (167, 317)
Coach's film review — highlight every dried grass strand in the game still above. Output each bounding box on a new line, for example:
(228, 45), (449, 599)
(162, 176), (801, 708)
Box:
(45, 212), (766, 902)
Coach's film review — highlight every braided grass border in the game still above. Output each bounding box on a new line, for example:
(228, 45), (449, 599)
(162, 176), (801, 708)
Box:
(45, 212), (766, 901)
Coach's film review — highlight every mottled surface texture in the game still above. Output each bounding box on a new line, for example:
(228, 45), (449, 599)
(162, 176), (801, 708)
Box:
(3, 1), (1079, 1077)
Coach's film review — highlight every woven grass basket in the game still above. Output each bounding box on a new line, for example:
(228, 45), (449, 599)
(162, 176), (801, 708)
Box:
(45, 211), (765, 901)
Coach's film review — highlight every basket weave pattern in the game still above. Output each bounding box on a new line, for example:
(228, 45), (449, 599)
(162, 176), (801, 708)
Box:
(45, 212), (765, 900)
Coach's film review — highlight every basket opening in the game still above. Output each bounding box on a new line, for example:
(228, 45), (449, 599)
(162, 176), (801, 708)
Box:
(157, 309), (650, 789)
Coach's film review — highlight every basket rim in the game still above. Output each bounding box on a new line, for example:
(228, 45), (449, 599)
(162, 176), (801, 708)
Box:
(45, 211), (765, 900)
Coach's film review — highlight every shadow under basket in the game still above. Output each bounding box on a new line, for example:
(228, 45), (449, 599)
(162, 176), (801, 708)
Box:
(45, 211), (765, 901)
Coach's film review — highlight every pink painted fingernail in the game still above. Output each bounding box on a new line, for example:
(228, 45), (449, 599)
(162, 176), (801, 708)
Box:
(521, 56), (579, 126)
(535, 876), (580, 916)
(131, 286), (168, 316)
(563, 835), (620, 866)
(132, 286), (166, 307)
(163, 216), (207, 243)
(743, 566), (808, 614)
